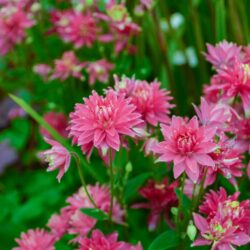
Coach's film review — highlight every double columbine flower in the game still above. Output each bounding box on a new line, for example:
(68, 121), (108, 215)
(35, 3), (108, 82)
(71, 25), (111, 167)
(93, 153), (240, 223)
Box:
(193, 188), (250, 249)
(68, 90), (143, 157)
(152, 116), (216, 181)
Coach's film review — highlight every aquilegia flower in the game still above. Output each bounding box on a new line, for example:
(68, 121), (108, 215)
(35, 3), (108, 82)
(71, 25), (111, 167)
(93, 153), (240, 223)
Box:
(68, 90), (143, 157)
(50, 51), (85, 81)
(33, 64), (52, 81)
(78, 230), (142, 250)
(13, 229), (55, 250)
(193, 188), (250, 250)
(133, 178), (178, 230)
(152, 116), (216, 181)
(86, 59), (114, 86)
(0, 6), (35, 55)
(114, 75), (174, 126)
(40, 111), (68, 139)
(204, 41), (241, 69)
(40, 137), (71, 182)
(51, 10), (99, 48)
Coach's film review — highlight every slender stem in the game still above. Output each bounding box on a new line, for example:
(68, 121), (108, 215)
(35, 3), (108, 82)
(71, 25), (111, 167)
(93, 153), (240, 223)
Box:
(176, 173), (186, 232)
(109, 149), (114, 223)
(71, 152), (97, 208)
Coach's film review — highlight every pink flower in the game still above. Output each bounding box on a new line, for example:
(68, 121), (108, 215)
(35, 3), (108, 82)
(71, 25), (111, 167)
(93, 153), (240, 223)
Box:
(204, 41), (241, 69)
(86, 59), (114, 85)
(205, 136), (243, 186)
(51, 10), (99, 48)
(13, 229), (55, 250)
(68, 90), (143, 157)
(152, 116), (216, 181)
(51, 51), (85, 81)
(194, 97), (231, 131)
(78, 230), (142, 250)
(47, 209), (70, 240)
(193, 188), (250, 249)
(40, 111), (68, 139)
(40, 138), (71, 182)
(114, 75), (174, 126)
(216, 60), (250, 113)
(0, 6), (35, 55)
(133, 178), (178, 230)
(33, 64), (52, 81)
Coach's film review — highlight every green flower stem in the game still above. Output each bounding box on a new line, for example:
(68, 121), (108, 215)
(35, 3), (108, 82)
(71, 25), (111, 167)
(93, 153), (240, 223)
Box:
(71, 152), (97, 209)
(176, 173), (186, 233)
(109, 149), (114, 223)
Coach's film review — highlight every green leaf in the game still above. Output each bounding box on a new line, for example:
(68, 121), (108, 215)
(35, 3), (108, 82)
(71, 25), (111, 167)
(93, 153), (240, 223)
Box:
(215, 0), (226, 41)
(125, 172), (151, 201)
(81, 208), (108, 221)
(148, 230), (180, 250)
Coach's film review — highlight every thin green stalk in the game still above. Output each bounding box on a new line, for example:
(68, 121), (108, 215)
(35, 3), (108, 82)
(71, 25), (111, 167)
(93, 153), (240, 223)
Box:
(109, 149), (114, 223)
(176, 173), (186, 232)
(71, 152), (97, 208)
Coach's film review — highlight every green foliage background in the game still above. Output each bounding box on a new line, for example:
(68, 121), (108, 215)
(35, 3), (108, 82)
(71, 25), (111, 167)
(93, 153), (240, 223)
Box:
(1, 0), (250, 249)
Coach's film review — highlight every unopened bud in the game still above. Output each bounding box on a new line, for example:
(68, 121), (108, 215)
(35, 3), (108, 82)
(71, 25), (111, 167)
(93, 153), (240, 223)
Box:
(125, 162), (132, 173)
(187, 221), (197, 241)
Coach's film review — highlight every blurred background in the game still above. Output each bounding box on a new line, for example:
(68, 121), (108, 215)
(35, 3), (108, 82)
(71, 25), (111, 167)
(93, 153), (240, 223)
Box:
(1, 0), (250, 249)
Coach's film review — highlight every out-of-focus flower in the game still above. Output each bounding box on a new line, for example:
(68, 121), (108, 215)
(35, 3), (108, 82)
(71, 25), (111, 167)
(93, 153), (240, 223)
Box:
(78, 230), (142, 250)
(51, 51), (85, 81)
(205, 136), (243, 186)
(51, 10), (99, 48)
(68, 90), (143, 157)
(133, 178), (178, 230)
(204, 41), (241, 69)
(114, 75), (174, 126)
(13, 229), (55, 250)
(152, 116), (216, 181)
(86, 59), (114, 85)
(33, 64), (52, 81)
(40, 111), (68, 139)
(193, 188), (250, 249)
(0, 6), (35, 55)
(8, 107), (26, 120)
(67, 184), (124, 224)
(40, 137), (71, 182)
(0, 140), (18, 174)
(47, 209), (70, 240)
(216, 60), (250, 113)
(143, 137), (158, 156)
(194, 97), (231, 132)
(96, 3), (141, 54)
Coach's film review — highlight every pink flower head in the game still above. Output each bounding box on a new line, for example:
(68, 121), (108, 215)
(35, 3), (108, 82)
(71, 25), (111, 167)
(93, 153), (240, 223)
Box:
(204, 41), (241, 69)
(51, 51), (85, 81)
(51, 10), (99, 48)
(78, 230), (142, 250)
(193, 188), (250, 249)
(205, 136), (243, 186)
(40, 111), (68, 139)
(40, 138), (71, 182)
(13, 229), (55, 250)
(133, 178), (178, 230)
(0, 6), (35, 55)
(86, 59), (114, 85)
(47, 210), (70, 240)
(194, 97), (232, 132)
(114, 75), (174, 126)
(33, 64), (52, 81)
(216, 60), (250, 113)
(152, 116), (216, 181)
(68, 90), (143, 157)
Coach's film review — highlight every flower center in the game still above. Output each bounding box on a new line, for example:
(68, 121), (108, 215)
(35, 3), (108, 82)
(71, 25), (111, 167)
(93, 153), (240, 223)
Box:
(95, 105), (113, 128)
(176, 132), (196, 153)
